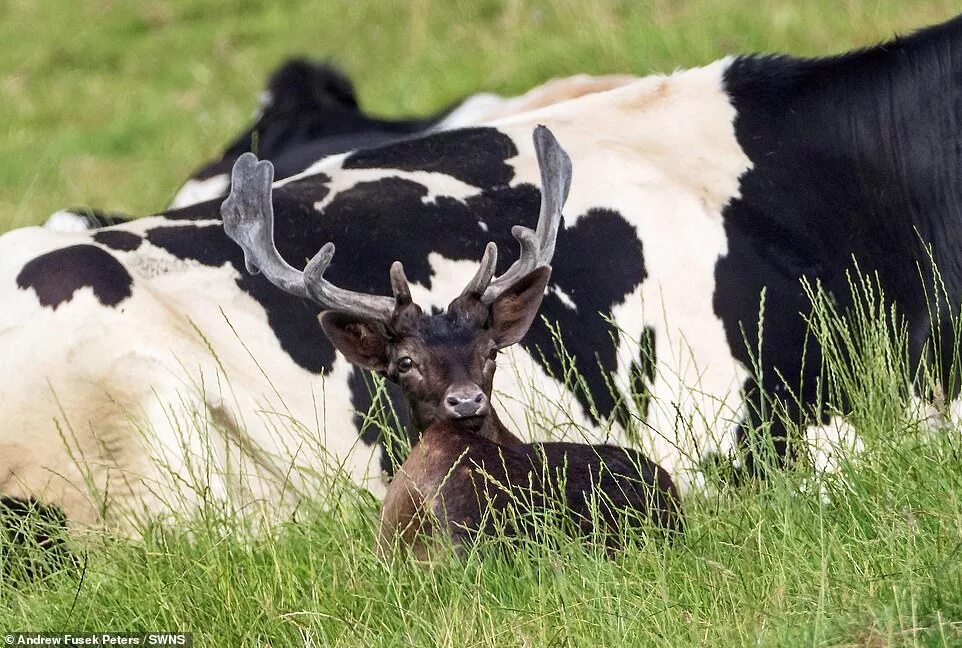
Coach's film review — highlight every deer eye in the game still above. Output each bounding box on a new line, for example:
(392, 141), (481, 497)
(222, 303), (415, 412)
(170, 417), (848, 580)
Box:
(397, 357), (414, 373)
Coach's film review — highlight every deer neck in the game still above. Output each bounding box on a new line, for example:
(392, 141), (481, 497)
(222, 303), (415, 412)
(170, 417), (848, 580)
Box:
(436, 409), (524, 447)
(409, 407), (523, 448)
(485, 409), (524, 447)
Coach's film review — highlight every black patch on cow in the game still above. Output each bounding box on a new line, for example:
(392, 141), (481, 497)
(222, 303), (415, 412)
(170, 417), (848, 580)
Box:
(610, 326), (656, 433)
(729, 377), (798, 482)
(347, 367), (411, 475)
(145, 225), (232, 266)
(16, 245), (133, 310)
(523, 208), (647, 423)
(622, 326), (657, 430)
(161, 173), (332, 223)
(343, 127), (517, 188)
(716, 16), (962, 473)
(93, 230), (142, 252)
(1, 496), (77, 582)
(161, 196), (234, 222)
(292, 177), (537, 295)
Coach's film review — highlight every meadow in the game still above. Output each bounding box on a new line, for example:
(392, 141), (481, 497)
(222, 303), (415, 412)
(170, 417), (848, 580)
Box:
(3, 1), (962, 645)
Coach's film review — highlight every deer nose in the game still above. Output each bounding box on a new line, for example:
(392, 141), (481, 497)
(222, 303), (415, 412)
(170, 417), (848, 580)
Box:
(443, 386), (488, 419)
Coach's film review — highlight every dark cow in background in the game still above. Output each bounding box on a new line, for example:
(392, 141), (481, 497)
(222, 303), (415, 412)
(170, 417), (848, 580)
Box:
(169, 59), (635, 208)
(5, 14), (962, 530)
(169, 59), (465, 209)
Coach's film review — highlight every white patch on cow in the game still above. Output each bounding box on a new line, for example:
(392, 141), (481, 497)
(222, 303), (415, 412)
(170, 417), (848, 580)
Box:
(478, 221), (489, 232)
(127, 214), (222, 233)
(435, 75), (639, 129)
(551, 285), (577, 311)
(805, 416), (863, 475)
(127, 242), (193, 279)
(272, 152), (350, 187)
(169, 174), (230, 209)
(495, 342), (602, 445)
(44, 210), (94, 232)
(412, 254), (483, 310)
(910, 391), (947, 432)
(432, 93), (510, 130)
(257, 90), (273, 110)
(305, 164), (482, 213)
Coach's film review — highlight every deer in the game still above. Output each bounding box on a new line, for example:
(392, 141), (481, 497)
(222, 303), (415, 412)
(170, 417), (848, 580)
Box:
(222, 126), (683, 558)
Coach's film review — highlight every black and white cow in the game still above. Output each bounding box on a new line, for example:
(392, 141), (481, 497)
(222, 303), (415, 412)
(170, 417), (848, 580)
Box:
(5, 14), (962, 529)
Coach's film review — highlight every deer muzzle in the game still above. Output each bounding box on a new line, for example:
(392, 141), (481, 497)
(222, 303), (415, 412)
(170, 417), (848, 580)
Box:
(443, 385), (489, 419)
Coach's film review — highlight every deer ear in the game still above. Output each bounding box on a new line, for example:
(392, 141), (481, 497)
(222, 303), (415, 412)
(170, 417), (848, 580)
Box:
(489, 266), (551, 349)
(320, 311), (391, 372)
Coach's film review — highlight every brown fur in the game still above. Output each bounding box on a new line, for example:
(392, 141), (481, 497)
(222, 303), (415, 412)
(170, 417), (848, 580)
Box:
(378, 421), (683, 557)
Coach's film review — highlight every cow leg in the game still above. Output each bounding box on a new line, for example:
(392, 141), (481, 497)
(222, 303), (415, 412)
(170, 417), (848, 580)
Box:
(732, 378), (803, 483)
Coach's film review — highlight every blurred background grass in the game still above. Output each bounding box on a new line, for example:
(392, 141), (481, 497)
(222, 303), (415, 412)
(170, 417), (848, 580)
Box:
(0, 0), (957, 232)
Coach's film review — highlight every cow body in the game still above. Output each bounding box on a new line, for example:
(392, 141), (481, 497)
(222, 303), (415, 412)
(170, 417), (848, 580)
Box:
(5, 15), (962, 529)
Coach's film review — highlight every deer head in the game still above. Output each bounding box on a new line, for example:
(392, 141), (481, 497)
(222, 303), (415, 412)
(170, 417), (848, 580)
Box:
(221, 126), (572, 440)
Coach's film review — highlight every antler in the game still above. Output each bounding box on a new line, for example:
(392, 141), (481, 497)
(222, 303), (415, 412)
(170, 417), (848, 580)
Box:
(223, 125), (572, 324)
(221, 152), (404, 323)
(459, 125), (572, 304)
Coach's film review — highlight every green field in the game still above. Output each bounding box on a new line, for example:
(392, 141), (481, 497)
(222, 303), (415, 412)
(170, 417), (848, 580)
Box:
(3, 1), (962, 645)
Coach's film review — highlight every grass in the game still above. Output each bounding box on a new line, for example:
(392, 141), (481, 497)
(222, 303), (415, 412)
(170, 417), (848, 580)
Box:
(3, 407), (962, 645)
(4, 1), (962, 646)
